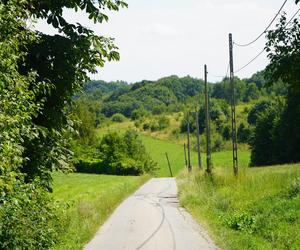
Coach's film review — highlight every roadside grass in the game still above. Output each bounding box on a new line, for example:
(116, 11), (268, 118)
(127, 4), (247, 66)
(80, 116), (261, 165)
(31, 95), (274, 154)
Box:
(52, 173), (149, 250)
(177, 164), (300, 250)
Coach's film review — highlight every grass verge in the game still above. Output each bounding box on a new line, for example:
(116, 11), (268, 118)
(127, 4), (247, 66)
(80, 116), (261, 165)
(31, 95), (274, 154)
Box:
(52, 173), (149, 250)
(177, 164), (300, 250)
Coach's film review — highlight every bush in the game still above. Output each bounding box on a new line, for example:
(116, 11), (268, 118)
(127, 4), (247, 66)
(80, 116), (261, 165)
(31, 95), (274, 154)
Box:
(150, 122), (160, 132)
(158, 116), (170, 130)
(143, 123), (151, 130)
(0, 180), (64, 249)
(111, 113), (126, 123)
(96, 130), (157, 175)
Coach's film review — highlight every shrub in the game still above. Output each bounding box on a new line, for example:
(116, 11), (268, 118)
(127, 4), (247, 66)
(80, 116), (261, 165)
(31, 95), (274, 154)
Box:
(226, 212), (257, 233)
(0, 180), (64, 249)
(143, 123), (151, 130)
(111, 113), (126, 123)
(150, 122), (160, 132)
(158, 116), (170, 130)
(96, 130), (157, 175)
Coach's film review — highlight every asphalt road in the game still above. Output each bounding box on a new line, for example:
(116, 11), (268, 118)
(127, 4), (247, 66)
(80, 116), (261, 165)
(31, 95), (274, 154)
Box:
(84, 178), (218, 250)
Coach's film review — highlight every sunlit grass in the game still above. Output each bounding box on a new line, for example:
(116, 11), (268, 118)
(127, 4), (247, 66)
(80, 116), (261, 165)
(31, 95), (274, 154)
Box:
(177, 164), (300, 250)
(52, 173), (149, 250)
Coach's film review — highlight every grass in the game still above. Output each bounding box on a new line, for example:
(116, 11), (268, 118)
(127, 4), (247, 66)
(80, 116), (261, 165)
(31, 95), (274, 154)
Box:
(52, 172), (149, 250)
(140, 134), (251, 177)
(177, 164), (300, 250)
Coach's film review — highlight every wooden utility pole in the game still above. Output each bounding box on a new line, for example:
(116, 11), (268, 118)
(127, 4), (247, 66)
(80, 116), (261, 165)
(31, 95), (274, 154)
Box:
(187, 112), (192, 172)
(229, 33), (238, 176)
(195, 109), (202, 170)
(183, 143), (188, 168)
(165, 153), (173, 177)
(204, 65), (212, 174)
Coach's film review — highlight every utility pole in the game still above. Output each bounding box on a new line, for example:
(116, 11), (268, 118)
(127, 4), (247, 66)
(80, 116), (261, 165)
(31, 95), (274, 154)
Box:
(195, 108), (202, 170)
(204, 65), (212, 174)
(229, 33), (238, 176)
(165, 153), (173, 177)
(187, 112), (192, 172)
(183, 143), (188, 168)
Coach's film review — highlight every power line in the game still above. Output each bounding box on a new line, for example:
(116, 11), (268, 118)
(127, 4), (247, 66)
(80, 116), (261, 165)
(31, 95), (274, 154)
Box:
(234, 0), (288, 47)
(234, 48), (265, 74)
(285, 7), (300, 27)
(234, 7), (300, 74)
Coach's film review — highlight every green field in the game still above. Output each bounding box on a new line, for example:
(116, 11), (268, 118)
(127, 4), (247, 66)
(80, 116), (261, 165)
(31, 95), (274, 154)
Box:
(140, 134), (251, 177)
(178, 164), (300, 250)
(52, 173), (149, 250)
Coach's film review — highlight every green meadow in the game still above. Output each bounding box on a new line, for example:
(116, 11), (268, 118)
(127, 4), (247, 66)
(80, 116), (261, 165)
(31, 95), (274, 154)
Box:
(140, 134), (251, 177)
(52, 130), (300, 250)
(52, 173), (149, 250)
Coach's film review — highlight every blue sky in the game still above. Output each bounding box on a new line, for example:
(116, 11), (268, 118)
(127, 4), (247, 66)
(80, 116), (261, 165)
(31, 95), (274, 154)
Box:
(35, 0), (298, 83)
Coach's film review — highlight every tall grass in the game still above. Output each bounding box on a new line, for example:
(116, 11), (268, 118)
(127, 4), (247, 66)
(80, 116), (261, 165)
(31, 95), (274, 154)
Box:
(178, 164), (300, 250)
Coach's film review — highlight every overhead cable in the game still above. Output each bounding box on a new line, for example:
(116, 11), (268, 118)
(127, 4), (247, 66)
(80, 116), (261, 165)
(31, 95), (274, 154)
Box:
(234, 7), (300, 74)
(234, 0), (288, 47)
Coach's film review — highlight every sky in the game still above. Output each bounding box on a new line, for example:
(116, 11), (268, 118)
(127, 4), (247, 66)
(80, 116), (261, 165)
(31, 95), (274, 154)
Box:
(35, 0), (298, 83)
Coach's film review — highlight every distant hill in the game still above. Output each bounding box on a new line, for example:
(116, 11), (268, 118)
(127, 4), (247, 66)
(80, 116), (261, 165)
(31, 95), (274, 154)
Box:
(102, 75), (205, 117)
(76, 72), (286, 118)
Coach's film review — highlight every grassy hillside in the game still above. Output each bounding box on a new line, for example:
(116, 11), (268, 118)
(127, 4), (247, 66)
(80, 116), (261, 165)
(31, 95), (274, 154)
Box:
(96, 119), (251, 177)
(52, 173), (148, 250)
(178, 164), (300, 250)
(140, 134), (250, 177)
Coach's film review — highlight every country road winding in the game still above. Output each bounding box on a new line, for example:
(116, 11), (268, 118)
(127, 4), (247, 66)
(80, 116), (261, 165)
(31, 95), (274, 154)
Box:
(84, 178), (218, 250)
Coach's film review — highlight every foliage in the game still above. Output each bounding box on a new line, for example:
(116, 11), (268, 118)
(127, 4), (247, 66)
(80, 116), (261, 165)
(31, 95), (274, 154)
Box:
(95, 131), (157, 175)
(225, 212), (257, 233)
(265, 12), (300, 164)
(237, 123), (252, 144)
(247, 100), (273, 125)
(180, 99), (230, 135)
(0, 180), (64, 249)
(9, 0), (126, 187)
(0, 1), (63, 248)
(250, 99), (285, 166)
(111, 113), (126, 123)
(71, 98), (98, 145)
(101, 75), (205, 117)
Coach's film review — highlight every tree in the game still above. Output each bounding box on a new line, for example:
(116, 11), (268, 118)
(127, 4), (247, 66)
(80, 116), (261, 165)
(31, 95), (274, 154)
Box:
(250, 99), (284, 166)
(265, 9), (300, 163)
(4, 0), (127, 186)
(0, 1), (62, 248)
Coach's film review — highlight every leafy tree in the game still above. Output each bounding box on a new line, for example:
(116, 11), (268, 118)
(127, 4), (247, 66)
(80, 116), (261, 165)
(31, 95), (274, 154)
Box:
(71, 98), (97, 145)
(237, 123), (252, 143)
(247, 100), (273, 125)
(250, 99), (285, 166)
(13, 0), (127, 186)
(0, 1), (63, 248)
(265, 10), (300, 163)
(98, 131), (157, 175)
